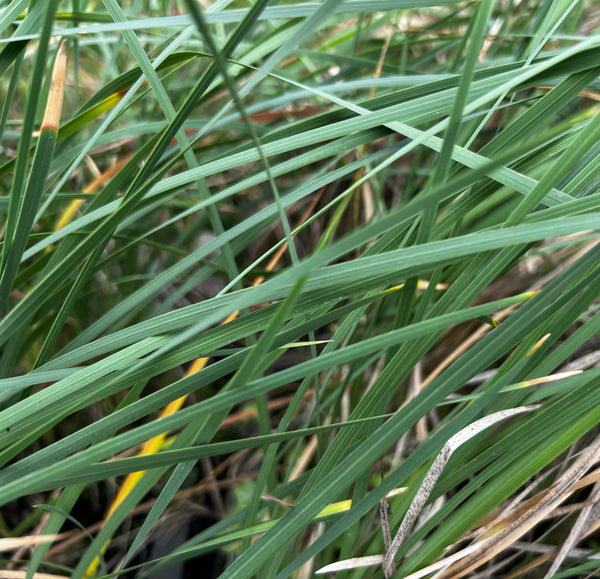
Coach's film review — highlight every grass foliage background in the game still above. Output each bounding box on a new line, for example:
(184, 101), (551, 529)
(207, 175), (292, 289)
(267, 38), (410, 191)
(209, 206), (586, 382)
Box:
(2, 0), (600, 577)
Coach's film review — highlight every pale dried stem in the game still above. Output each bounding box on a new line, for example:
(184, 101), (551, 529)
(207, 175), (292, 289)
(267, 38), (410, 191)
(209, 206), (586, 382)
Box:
(289, 415), (332, 482)
(544, 479), (600, 577)
(297, 522), (325, 579)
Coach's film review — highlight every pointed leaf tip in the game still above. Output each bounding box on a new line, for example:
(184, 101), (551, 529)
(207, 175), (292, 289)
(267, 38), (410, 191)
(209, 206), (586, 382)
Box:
(41, 40), (67, 132)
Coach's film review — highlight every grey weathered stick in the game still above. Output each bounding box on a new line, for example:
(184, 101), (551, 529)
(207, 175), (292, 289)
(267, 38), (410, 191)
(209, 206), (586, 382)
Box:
(380, 497), (392, 552)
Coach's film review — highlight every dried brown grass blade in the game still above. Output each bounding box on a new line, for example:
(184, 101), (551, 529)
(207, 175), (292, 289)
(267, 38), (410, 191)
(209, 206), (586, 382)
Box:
(544, 479), (600, 577)
(438, 432), (600, 578)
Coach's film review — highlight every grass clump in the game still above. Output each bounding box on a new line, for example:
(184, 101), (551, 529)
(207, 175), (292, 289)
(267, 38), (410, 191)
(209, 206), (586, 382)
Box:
(1, 1), (600, 577)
